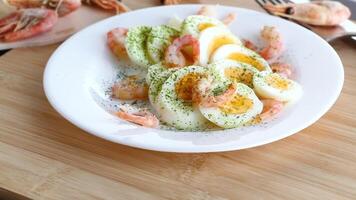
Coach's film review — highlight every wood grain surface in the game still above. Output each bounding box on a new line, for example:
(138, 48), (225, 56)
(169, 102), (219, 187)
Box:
(0, 1), (355, 199)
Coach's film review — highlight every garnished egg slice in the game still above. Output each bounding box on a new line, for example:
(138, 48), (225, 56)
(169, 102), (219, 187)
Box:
(211, 44), (271, 72)
(146, 25), (179, 64)
(181, 15), (225, 38)
(209, 59), (259, 88)
(253, 71), (303, 102)
(199, 83), (263, 129)
(156, 66), (211, 130)
(199, 27), (241, 66)
(148, 69), (175, 111)
(146, 63), (169, 85)
(125, 26), (152, 68)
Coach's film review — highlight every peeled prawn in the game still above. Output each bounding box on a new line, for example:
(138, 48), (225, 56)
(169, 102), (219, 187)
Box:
(111, 75), (148, 100)
(193, 77), (236, 108)
(259, 99), (284, 121)
(222, 13), (236, 25)
(164, 34), (200, 68)
(107, 27), (128, 60)
(270, 62), (292, 78)
(264, 1), (351, 26)
(259, 26), (284, 61)
(116, 109), (159, 128)
(197, 5), (217, 17)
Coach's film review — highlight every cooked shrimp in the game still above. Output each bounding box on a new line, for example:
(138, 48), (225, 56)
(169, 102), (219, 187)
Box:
(259, 99), (284, 121)
(5, 0), (81, 17)
(107, 27), (128, 60)
(197, 5), (217, 17)
(193, 77), (236, 108)
(0, 9), (58, 42)
(222, 13), (236, 25)
(243, 39), (258, 52)
(112, 75), (148, 100)
(116, 109), (159, 128)
(270, 62), (292, 78)
(264, 1), (351, 26)
(259, 26), (284, 62)
(164, 34), (200, 68)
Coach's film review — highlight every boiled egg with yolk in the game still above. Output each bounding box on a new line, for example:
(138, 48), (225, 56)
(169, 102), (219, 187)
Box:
(181, 15), (225, 38)
(253, 71), (303, 102)
(211, 44), (271, 72)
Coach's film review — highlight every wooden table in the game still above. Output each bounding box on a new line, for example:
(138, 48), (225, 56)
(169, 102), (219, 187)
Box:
(0, 1), (355, 199)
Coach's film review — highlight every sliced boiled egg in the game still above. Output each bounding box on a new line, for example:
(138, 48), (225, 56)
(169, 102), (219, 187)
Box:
(146, 25), (179, 64)
(148, 69), (175, 111)
(156, 66), (211, 130)
(125, 26), (152, 68)
(199, 83), (263, 129)
(208, 59), (259, 88)
(199, 27), (241, 66)
(253, 71), (303, 102)
(211, 44), (271, 72)
(181, 15), (225, 38)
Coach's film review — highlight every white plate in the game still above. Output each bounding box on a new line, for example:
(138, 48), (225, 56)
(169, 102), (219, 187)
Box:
(43, 5), (344, 153)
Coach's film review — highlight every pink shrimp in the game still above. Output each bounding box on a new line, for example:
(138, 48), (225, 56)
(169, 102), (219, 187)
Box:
(116, 109), (159, 128)
(243, 39), (258, 52)
(111, 75), (148, 100)
(107, 27), (128, 61)
(0, 9), (58, 42)
(259, 99), (284, 121)
(264, 1), (351, 26)
(259, 26), (284, 61)
(193, 77), (236, 108)
(222, 13), (236, 25)
(164, 34), (200, 68)
(270, 62), (292, 78)
(5, 0), (81, 17)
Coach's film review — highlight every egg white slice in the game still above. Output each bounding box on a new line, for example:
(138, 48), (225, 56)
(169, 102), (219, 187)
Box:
(125, 26), (152, 68)
(149, 69), (175, 111)
(156, 66), (211, 130)
(199, 83), (263, 129)
(253, 71), (303, 102)
(181, 15), (225, 38)
(208, 59), (259, 88)
(199, 27), (241, 66)
(146, 25), (179, 64)
(211, 44), (271, 72)
(146, 63), (169, 85)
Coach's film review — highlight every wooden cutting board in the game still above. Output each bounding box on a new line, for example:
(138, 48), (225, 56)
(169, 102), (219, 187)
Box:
(0, 6), (111, 50)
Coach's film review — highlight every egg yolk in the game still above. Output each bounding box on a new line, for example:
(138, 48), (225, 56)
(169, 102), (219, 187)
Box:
(224, 67), (254, 87)
(219, 95), (254, 114)
(209, 36), (236, 57)
(227, 53), (265, 71)
(265, 74), (290, 90)
(175, 73), (202, 101)
(198, 23), (215, 32)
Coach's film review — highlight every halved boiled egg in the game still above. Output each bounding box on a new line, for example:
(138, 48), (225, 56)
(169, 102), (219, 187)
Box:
(156, 66), (211, 130)
(208, 59), (259, 88)
(125, 26), (152, 68)
(253, 71), (303, 102)
(211, 44), (271, 72)
(199, 83), (263, 129)
(181, 15), (225, 38)
(199, 27), (241, 66)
